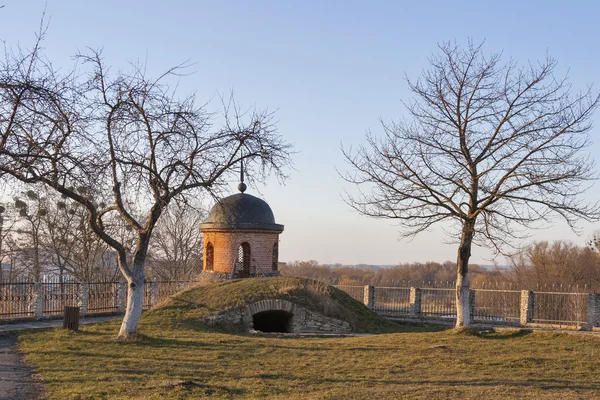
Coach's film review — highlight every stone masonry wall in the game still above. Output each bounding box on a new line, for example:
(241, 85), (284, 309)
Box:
(205, 299), (352, 333)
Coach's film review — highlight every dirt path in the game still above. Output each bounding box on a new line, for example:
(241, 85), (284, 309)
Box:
(0, 336), (43, 400)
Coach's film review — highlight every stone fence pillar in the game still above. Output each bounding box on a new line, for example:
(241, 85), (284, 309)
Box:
(469, 289), (476, 321)
(363, 285), (375, 309)
(80, 282), (89, 315)
(520, 290), (535, 325)
(117, 281), (127, 313)
(586, 293), (600, 330)
(32, 282), (44, 320)
(409, 287), (422, 317)
(150, 278), (159, 306)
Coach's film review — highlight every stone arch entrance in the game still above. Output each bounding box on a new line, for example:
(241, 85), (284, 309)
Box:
(248, 299), (296, 333)
(206, 299), (352, 333)
(253, 310), (293, 332)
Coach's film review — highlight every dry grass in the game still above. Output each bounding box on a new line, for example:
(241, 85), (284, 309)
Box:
(15, 278), (600, 399)
(151, 277), (400, 333)
(17, 322), (600, 399)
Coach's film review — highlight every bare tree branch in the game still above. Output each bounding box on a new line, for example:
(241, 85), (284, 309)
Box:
(0, 33), (292, 336)
(342, 40), (599, 328)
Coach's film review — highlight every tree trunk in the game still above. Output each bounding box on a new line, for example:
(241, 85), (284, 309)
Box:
(118, 266), (145, 337)
(117, 238), (151, 338)
(455, 219), (475, 328)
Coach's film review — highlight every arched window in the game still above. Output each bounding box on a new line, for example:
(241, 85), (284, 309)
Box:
(205, 242), (214, 271)
(272, 242), (279, 271)
(237, 242), (251, 277)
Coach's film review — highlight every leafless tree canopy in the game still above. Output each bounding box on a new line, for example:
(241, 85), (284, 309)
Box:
(0, 34), (292, 335)
(344, 42), (599, 249)
(148, 200), (205, 280)
(343, 41), (599, 326)
(590, 230), (600, 253)
(509, 241), (600, 288)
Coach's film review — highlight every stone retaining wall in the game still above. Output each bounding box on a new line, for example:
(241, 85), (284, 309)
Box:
(205, 299), (352, 333)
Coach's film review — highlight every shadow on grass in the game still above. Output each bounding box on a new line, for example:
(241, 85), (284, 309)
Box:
(479, 329), (532, 340)
(451, 328), (533, 340)
(248, 373), (600, 391)
(161, 380), (245, 396)
(389, 321), (451, 333)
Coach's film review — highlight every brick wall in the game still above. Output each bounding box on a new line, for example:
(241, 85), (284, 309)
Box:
(202, 230), (281, 273)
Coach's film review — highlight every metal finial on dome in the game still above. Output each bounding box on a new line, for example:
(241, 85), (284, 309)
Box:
(238, 157), (247, 193)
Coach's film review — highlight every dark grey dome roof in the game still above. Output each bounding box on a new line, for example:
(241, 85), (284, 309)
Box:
(199, 193), (284, 232)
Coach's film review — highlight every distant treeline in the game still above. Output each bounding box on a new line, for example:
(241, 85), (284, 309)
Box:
(280, 239), (600, 291)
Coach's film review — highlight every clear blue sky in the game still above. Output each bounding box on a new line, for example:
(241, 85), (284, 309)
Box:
(1, 1), (599, 265)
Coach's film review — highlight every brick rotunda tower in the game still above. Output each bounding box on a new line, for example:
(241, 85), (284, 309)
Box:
(199, 177), (284, 278)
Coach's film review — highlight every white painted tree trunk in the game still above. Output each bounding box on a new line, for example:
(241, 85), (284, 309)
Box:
(118, 274), (145, 337)
(455, 275), (471, 327)
(455, 220), (474, 328)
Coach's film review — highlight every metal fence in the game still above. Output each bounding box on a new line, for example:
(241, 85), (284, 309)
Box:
(2, 278), (598, 329)
(0, 278), (34, 319)
(143, 281), (153, 310)
(420, 288), (456, 318)
(472, 289), (521, 323)
(41, 280), (80, 316)
(372, 287), (411, 315)
(335, 285), (364, 303)
(532, 291), (588, 326)
(156, 280), (186, 301)
(335, 284), (600, 328)
(0, 279), (200, 320)
(88, 282), (120, 313)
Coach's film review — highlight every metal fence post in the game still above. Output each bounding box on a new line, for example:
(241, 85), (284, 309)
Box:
(409, 287), (422, 317)
(363, 285), (375, 309)
(520, 290), (535, 325)
(80, 282), (89, 315)
(586, 293), (600, 330)
(117, 281), (127, 313)
(33, 281), (44, 320)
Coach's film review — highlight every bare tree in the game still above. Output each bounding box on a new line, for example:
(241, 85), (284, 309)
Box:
(0, 202), (14, 280)
(509, 241), (600, 289)
(148, 200), (205, 280)
(343, 41), (600, 327)
(589, 231), (600, 253)
(12, 189), (49, 280)
(0, 36), (292, 336)
(41, 189), (118, 282)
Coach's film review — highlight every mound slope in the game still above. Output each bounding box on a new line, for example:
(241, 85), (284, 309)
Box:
(145, 277), (400, 333)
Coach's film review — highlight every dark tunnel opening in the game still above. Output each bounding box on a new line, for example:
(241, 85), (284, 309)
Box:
(252, 310), (293, 333)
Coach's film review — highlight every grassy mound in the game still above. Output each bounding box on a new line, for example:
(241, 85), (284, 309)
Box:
(144, 276), (400, 333)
